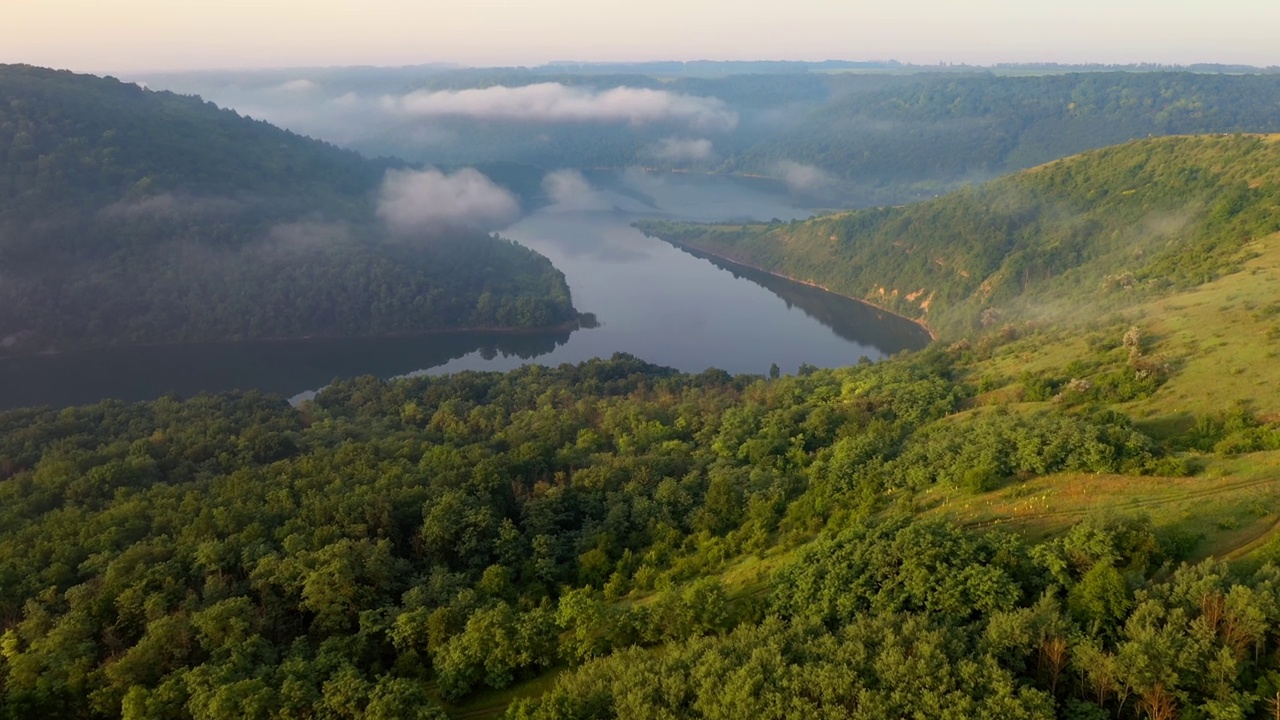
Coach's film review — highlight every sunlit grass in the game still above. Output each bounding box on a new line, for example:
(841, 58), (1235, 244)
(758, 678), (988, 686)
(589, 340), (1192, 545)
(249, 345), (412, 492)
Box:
(924, 450), (1280, 560)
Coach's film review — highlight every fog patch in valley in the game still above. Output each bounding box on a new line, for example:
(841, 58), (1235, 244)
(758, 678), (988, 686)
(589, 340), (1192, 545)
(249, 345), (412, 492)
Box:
(377, 167), (521, 235)
(383, 83), (739, 132)
(618, 166), (668, 196)
(649, 137), (715, 162)
(276, 79), (318, 93)
(775, 160), (838, 195)
(541, 170), (613, 212)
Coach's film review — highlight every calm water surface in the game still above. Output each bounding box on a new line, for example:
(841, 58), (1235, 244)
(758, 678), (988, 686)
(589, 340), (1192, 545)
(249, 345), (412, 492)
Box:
(0, 172), (930, 410)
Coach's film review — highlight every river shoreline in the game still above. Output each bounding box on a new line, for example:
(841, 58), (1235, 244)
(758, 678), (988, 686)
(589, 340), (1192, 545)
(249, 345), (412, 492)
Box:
(654, 237), (938, 342)
(0, 315), (595, 362)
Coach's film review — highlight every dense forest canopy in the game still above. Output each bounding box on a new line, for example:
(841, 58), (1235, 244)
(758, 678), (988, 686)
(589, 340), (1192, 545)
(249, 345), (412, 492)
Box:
(0, 65), (579, 354)
(0, 338), (1278, 719)
(641, 134), (1280, 337)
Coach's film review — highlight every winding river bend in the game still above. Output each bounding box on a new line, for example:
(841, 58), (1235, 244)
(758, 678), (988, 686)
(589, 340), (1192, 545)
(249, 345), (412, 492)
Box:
(0, 172), (930, 411)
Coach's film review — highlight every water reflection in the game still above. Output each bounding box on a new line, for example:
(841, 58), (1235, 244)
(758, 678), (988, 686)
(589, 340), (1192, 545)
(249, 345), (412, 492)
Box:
(0, 329), (572, 411)
(674, 245), (933, 351)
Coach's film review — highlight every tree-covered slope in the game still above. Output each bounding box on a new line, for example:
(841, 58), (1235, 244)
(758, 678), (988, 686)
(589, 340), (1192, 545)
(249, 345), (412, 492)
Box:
(2, 341), (1280, 719)
(641, 134), (1280, 336)
(0, 66), (385, 216)
(0, 65), (579, 353)
(733, 72), (1280, 188)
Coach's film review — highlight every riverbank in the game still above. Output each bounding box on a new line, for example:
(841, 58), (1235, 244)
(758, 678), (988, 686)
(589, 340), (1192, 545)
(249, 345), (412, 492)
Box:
(654, 236), (938, 342)
(0, 314), (596, 362)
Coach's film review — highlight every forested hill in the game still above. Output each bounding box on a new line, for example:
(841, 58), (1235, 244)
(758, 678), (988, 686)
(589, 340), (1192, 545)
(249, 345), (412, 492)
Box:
(730, 72), (1280, 191)
(641, 134), (1280, 337)
(0, 65), (578, 353)
(0, 65), (385, 217)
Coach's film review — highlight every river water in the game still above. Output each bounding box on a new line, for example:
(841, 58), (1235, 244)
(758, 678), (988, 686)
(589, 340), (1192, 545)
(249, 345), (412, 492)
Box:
(0, 171), (930, 411)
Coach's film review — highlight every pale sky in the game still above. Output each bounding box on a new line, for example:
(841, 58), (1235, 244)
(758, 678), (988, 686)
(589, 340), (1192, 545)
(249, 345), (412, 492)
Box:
(4, 0), (1278, 73)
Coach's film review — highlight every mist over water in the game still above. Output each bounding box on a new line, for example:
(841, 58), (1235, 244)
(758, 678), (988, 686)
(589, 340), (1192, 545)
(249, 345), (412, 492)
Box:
(0, 172), (929, 410)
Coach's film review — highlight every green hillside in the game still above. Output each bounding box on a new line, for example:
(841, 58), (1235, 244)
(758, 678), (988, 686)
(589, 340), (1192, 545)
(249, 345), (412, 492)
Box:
(640, 134), (1280, 336)
(0, 66), (578, 353)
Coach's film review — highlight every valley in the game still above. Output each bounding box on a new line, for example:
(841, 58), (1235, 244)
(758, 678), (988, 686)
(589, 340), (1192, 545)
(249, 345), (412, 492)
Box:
(6, 57), (1280, 720)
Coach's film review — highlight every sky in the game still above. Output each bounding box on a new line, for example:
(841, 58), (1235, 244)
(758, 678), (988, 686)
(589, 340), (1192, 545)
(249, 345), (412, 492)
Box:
(3, 0), (1278, 73)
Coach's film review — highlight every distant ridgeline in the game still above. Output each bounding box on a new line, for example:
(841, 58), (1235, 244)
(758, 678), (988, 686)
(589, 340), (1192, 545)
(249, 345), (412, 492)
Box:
(641, 134), (1280, 337)
(318, 70), (1280, 207)
(0, 65), (578, 354)
(728, 72), (1280, 189)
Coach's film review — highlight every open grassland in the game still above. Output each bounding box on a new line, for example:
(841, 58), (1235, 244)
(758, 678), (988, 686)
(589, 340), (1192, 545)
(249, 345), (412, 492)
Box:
(1133, 233), (1280, 419)
(921, 452), (1280, 560)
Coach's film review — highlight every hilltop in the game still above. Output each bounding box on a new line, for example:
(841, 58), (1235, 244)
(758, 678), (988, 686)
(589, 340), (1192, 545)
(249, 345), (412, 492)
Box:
(641, 134), (1280, 337)
(0, 66), (578, 353)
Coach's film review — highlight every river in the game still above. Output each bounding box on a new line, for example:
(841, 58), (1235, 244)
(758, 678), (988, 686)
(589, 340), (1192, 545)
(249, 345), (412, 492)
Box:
(0, 171), (931, 411)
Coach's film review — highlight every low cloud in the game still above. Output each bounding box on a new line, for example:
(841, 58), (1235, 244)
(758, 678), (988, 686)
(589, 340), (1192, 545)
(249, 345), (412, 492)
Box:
(400, 124), (457, 149)
(377, 168), (521, 234)
(333, 92), (361, 106)
(384, 83), (738, 132)
(618, 166), (669, 201)
(541, 169), (610, 211)
(277, 79), (318, 92)
(775, 161), (837, 194)
(651, 137), (714, 161)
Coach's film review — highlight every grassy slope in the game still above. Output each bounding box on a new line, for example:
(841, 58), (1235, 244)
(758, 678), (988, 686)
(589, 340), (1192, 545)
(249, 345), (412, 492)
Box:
(979, 231), (1280, 418)
(920, 230), (1280, 561)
